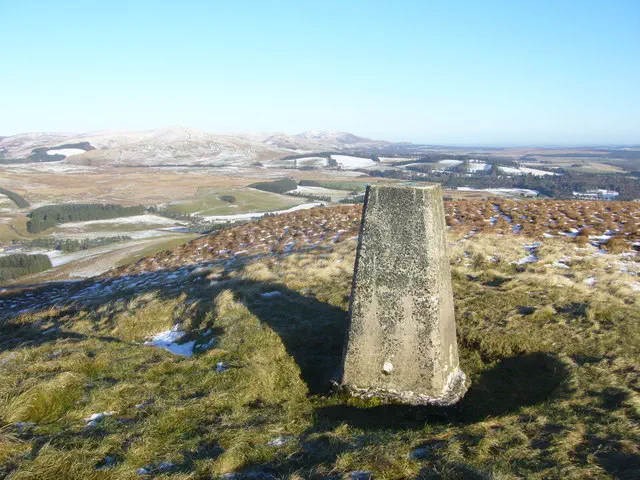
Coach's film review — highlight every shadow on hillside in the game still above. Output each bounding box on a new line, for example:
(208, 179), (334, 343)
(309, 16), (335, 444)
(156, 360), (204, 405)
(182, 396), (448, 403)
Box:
(1, 263), (570, 409)
(231, 281), (349, 394)
(1, 264), (578, 477)
(0, 254), (352, 393)
(236, 351), (571, 477)
(313, 352), (569, 428)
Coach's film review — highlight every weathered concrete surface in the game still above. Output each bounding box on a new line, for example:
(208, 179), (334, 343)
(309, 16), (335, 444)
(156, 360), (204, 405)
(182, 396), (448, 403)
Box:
(340, 184), (467, 406)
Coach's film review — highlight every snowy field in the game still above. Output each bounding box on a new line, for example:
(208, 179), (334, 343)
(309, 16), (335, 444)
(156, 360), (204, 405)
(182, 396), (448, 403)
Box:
(457, 187), (539, 197)
(1, 162), (96, 174)
(438, 159), (463, 167)
(292, 186), (352, 201)
(330, 155), (377, 169)
(199, 202), (322, 222)
(294, 186), (339, 195)
(520, 167), (559, 176)
(51, 229), (170, 241)
(46, 148), (86, 157)
(57, 214), (179, 229)
(293, 157), (328, 167)
(499, 166), (559, 176)
(467, 161), (491, 172)
(379, 157), (415, 162)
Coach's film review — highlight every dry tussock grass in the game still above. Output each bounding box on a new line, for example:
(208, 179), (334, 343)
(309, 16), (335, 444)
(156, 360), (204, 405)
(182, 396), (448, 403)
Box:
(0, 226), (638, 478)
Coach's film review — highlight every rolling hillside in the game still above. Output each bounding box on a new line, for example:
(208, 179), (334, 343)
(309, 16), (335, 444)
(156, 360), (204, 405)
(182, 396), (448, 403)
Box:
(0, 202), (638, 479)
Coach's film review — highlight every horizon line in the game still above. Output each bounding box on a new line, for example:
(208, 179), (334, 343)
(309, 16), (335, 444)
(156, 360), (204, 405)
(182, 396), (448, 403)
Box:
(1, 126), (639, 150)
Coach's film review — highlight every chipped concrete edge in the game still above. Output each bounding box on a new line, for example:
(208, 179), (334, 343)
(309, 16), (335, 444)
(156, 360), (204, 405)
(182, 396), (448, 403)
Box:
(340, 367), (468, 407)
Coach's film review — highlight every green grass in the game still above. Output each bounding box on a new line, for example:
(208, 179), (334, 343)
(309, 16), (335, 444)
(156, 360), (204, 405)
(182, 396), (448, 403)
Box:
(299, 180), (369, 192)
(163, 188), (305, 216)
(0, 253), (52, 282)
(0, 223), (21, 242)
(291, 186), (355, 202)
(0, 236), (638, 478)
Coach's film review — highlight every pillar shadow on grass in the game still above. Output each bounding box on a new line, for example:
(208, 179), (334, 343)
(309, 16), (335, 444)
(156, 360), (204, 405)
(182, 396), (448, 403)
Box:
(2, 266), (575, 478)
(230, 279), (350, 395)
(312, 352), (570, 430)
(229, 279), (571, 424)
(232, 278), (572, 477)
(2, 269), (570, 422)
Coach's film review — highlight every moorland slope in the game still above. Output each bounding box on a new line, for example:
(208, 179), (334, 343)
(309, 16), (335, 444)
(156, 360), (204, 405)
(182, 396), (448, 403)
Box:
(0, 202), (638, 479)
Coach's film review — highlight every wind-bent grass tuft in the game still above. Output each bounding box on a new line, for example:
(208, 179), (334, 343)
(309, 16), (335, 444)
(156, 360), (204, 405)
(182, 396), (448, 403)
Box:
(3, 372), (83, 424)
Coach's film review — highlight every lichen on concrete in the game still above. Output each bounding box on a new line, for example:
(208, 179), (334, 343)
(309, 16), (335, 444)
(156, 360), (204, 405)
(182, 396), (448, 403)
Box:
(340, 184), (468, 406)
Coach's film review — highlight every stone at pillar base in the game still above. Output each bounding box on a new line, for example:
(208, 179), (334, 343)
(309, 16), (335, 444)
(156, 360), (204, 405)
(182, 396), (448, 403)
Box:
(341, 367), (468, 407)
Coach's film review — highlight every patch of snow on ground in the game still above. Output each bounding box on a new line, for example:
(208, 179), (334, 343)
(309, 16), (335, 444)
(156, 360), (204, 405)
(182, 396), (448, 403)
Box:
(467, 161), (491, 172)
(498, 166), (522, 174)
(520, 167), (558, 176)
(294, 156), (326, 162)
(294, 186), (337, 195)
(6, 163), (96, 173)
(499, 166), (558, 176)
(514, 242), (541, 265)
(457, 187), (538, 197)
(46, 148), (86, 157)
(260, 291), (282, 298)
(58, 214), (179, 228)
(516, 255), (537, 265)
(84, 411), (114, 427)
(438, 159), (463, 167)
(52, 229), (168, 241)
(267, 436), (294, 447)
(331, 155), (377, 169)
(216, 362), (228, 373)
(626, 282), (640, 292)
(379, 157), (414, 162)
(144, 326), (196, 357)
(590, 235), (613, 243)
(290, 156), (327, 167)
(200, 203), (322, 222)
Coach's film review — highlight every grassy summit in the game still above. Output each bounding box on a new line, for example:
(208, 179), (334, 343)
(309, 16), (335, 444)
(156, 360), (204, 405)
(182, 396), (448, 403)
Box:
(0, 205), (638, 479)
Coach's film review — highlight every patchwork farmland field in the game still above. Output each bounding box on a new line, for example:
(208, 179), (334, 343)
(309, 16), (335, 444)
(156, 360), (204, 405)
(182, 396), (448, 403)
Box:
(163, 188), (306, 216)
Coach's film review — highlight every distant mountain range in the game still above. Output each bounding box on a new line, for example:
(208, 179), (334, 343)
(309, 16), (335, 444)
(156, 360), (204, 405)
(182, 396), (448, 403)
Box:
(0, 127), (417, 167)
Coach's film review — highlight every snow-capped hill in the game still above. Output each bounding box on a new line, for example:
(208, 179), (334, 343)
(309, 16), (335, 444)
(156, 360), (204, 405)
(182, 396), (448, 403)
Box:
(0, 132), (77, 158)
(0, 127), (407, 166)
(64, 127), (211, 150)
(294, 130), (395, 149)
(295, 130), (374, 145)
(262, 134), (306, 150)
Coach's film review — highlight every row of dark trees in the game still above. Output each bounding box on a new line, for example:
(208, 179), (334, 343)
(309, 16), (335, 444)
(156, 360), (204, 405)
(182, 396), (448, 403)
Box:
(0, 187), (29, 208)
(27, 204), (145, 233)
(299, 179), (366, 192)
(284, 191), (331, 202)
(15, 236), (132, 253)
(0, 254), (52, 282)
(248, 178), (297, 194)
(368, 168), (640, 200)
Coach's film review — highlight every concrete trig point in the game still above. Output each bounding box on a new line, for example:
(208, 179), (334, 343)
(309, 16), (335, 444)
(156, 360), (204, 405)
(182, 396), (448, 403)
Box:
(340, 184), (467, 406)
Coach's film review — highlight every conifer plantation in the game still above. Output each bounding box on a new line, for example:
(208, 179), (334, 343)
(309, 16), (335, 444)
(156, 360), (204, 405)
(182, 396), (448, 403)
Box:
(26, 204), (145, 233)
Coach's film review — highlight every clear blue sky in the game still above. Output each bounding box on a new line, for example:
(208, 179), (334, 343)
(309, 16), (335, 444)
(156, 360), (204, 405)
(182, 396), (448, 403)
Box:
(1, 0), (639, 145)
